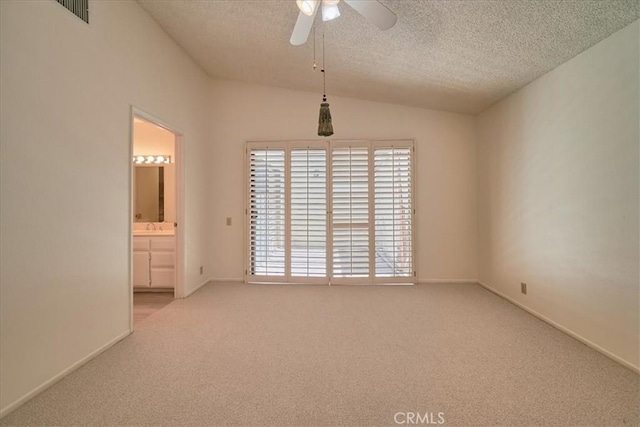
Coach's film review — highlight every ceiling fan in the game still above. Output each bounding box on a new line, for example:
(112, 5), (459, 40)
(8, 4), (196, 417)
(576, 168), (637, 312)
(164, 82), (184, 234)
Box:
(291, 0), (397, 46)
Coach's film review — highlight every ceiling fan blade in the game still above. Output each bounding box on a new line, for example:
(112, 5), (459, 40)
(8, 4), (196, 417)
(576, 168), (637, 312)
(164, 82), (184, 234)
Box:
(344, 0), (397, 30)
(290, 7), (319, 46)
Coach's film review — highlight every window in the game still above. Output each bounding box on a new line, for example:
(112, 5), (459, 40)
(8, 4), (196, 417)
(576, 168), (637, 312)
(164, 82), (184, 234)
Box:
(248, 148), (285, 278)
(374, 146), (413, 278)
(332, 144), (370, 280)
(291, 147), (327, 279)
(246, 140), (414, 284)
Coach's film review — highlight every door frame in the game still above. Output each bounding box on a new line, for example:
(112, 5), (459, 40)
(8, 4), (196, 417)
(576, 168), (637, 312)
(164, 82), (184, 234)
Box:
(129, 106), (185, 331)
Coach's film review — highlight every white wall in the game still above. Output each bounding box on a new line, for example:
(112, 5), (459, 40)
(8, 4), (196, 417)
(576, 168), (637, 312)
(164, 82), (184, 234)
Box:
(0, 0), (211, 414)
(477, 22), (639, 370)
(209, 80), (478, 282)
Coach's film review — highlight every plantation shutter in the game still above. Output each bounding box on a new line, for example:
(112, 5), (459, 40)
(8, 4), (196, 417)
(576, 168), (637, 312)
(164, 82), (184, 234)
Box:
(290, 147), (328, 279)
(248, 148), (286, 279)
(246, 140), (414, 284)
(331, 144), (371, 280)
(373, 145), (413, 278)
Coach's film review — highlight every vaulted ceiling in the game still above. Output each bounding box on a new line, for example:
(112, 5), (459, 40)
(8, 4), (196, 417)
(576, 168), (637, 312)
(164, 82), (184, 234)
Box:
(138, 0), (639, 114)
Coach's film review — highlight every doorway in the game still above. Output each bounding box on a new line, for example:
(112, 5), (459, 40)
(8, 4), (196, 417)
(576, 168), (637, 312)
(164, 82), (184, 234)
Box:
(130, 108), (184, 329)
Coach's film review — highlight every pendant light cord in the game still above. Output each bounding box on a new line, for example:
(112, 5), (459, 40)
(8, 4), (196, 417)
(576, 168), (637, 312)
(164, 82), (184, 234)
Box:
(322, 33), (326, 102)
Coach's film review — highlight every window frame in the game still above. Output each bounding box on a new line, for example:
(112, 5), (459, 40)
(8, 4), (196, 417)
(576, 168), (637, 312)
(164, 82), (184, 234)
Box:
(244, 139), (415, 285)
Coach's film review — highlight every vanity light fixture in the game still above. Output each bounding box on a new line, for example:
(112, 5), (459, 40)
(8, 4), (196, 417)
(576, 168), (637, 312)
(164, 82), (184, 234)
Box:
(133, 155), (171, 165)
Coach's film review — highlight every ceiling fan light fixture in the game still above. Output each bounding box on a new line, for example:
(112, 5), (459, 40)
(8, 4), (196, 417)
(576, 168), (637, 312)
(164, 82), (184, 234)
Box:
(322, 2), (340, 21)
(296, 0), (318, 16)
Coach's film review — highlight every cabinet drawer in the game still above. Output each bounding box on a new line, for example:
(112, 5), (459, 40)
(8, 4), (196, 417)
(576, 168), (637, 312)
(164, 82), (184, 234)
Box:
(133, 238), (150, 251)
(151, 252), (175, 268)
(151, 268), (175, 288)
(150, 237), (175, 251)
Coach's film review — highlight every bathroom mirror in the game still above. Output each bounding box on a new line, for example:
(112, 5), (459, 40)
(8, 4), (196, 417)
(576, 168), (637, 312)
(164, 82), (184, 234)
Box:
(134, 166), (164, 222)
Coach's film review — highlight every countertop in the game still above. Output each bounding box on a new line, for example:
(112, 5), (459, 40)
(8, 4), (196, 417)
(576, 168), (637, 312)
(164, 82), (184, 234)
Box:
(133, 229), (175, 236)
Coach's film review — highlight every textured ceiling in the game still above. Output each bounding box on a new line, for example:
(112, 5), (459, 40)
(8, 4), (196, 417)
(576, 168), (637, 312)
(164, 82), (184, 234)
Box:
(137, 0), (639, 114)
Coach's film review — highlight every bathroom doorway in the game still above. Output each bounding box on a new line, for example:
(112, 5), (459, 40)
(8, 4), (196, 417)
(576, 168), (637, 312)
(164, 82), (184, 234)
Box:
(130, 108), (184, 329)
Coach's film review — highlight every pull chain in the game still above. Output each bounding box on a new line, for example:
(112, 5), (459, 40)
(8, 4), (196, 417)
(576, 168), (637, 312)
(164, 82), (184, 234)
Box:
(312, 27), (317, 71)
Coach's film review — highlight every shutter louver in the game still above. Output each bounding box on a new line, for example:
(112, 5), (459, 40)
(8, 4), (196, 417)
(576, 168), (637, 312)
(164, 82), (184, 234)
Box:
(249, 149), (285, 277)
(374, 147), (413, 277)
(291, 149), (327, 277)
(332, 146), (370, 278)
(56, 0), (89, 23)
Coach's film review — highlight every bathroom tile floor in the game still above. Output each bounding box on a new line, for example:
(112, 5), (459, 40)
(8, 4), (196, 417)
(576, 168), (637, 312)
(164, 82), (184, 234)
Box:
(133, 292), (174, 325)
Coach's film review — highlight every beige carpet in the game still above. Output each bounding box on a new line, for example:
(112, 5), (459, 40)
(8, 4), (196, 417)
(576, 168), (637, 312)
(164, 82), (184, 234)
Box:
(1, 282), (638, 426)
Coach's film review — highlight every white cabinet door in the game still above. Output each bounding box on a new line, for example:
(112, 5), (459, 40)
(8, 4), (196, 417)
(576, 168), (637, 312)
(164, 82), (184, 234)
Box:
(133, 251), (150, 287)
(150, 236), (175, 288)
(134, 235), (175, 289)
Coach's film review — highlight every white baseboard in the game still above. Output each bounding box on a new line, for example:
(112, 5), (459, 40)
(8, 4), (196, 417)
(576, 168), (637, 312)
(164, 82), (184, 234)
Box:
(184, 278), (211, 297)
(0, 329), (132, 419)
(477, 280), (640, 374)
(417, 279), (478, 284)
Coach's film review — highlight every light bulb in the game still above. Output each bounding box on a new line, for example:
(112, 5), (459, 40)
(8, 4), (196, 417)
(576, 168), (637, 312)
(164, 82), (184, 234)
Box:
(296, 0), (318, 16)
(133, 155), (171, 164)
(322, 2), (340, 21)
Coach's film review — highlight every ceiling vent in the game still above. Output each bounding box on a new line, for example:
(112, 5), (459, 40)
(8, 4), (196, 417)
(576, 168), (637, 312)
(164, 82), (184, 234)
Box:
(56, 0), (89, 24)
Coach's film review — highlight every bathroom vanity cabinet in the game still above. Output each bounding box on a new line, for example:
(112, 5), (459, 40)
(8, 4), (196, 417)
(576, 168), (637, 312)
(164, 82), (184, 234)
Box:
(133, 235), (175, 289)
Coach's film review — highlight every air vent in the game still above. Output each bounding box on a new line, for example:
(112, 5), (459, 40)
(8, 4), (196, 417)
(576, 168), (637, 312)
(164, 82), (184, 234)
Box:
(56, 0), (89, 24)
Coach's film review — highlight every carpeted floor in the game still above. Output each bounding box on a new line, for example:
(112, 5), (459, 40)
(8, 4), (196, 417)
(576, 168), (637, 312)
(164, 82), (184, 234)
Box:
(1, 282), (638, 426)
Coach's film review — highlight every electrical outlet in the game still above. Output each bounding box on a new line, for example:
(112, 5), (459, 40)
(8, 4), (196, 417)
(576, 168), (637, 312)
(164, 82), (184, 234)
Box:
(226, 217), (232, 226)
(200, 266), (204, 275)
(521, 282), (527, 295)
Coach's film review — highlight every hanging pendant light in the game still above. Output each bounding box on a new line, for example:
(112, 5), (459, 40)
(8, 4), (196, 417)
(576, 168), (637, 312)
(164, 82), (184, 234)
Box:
(318, 33), (334, 137)
(318, 95), (333, 137)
